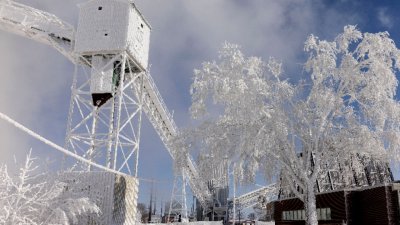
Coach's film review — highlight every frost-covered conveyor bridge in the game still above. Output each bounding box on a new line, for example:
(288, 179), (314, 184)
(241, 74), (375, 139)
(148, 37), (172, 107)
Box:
(232, 184), (277, 210)
(0, 0), (212, 208)
(0, 0), (75, 62)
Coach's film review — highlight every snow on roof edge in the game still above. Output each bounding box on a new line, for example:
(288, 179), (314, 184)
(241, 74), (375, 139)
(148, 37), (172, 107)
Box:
(76, 0), (152, 29)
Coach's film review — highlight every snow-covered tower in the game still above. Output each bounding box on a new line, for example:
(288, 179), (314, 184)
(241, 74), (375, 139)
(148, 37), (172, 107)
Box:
(64, 0), (151, 173)
(63, 1), (152, 223)
(75, 0), (150, 106)
(0, 0), (213, 224)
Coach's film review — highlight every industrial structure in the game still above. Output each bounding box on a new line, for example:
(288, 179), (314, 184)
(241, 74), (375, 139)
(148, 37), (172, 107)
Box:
(0, 0), (275, 223)
(269, 156), (400, 225)
(3, 1), (398, 225)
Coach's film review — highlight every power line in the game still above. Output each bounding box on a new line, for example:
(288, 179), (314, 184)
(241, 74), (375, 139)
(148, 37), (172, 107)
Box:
(0, 111), (126, 176)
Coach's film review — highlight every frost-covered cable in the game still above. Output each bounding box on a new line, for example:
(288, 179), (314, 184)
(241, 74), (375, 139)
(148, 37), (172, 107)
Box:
(0, 111), (126, 176)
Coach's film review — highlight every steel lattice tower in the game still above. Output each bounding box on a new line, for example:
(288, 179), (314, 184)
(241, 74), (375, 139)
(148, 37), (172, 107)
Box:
(0, 1), (249, 222)
(168, 169), (189, 222)
(60, 0), (151, 176)
(63, 54), (145, 176)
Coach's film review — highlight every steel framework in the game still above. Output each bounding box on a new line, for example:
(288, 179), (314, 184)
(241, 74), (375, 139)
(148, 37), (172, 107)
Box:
(63, 53), (145, 176)
(0, 1), (282, 219)
(0, 0), (213, 209)
(168, 169), (189, 222)
(232, 184), (277, 211)
(0, 0), (76, 62)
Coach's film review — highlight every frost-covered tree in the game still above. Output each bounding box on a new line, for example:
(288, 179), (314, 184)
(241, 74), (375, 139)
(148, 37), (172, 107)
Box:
(182, 26), (400, 225)
(137, 202), (148, 223)
(0, 151), (100, 225)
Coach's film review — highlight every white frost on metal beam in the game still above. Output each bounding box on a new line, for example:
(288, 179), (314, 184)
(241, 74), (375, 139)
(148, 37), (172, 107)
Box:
(0, 0), (213, 209)
(141, 71), (213, 207)
(0, 111), (127, 176)
(232, 183), (277, 210)
(0, 0), (77, 63)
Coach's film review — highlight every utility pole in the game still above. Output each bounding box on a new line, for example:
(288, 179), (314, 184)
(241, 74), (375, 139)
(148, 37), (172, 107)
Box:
(161, 200), (163, 217)
(148, 180), (154, 222)
(148, 195), (152, 222)
(233, 163), (236, 225)
(154, 187), (157, 215)
(238, 209), (241, 225)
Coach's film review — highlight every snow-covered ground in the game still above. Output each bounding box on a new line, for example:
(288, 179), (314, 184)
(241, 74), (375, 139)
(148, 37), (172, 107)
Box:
(255, 221), (275, 225)
(139, 222), (223, 225)
(139, 221), (275, 225)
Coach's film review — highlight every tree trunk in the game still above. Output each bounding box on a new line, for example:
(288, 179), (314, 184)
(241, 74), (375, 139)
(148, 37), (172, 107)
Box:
(305, 182), (318, 225)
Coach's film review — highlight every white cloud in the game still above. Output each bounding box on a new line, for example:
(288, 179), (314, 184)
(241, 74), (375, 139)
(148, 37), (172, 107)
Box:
(377, 7), (393, 28)
(133, 0), (358, 125)
(0, 0), (378, 180)
(0, 0), (353, 156)
(0, 0), (78, 168)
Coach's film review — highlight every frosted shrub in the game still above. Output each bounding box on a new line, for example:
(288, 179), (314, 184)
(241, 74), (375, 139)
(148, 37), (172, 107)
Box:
(0, 151), (100, 225)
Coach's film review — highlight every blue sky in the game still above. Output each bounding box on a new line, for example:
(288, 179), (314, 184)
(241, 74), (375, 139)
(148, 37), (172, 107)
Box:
(0, 0), (400, 210)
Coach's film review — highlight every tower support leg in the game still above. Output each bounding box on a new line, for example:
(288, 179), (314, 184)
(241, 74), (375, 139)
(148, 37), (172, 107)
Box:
(63, 53), (144, 176)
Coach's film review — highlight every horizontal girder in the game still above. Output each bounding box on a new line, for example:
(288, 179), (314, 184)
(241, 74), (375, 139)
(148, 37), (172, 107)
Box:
(232, 183), (277, 210)
(0, 0), (77, 62)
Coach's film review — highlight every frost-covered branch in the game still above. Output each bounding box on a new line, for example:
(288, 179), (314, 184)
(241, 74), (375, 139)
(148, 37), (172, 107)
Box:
(181, 25), (400, 225)
(0, 151), (100, 225)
